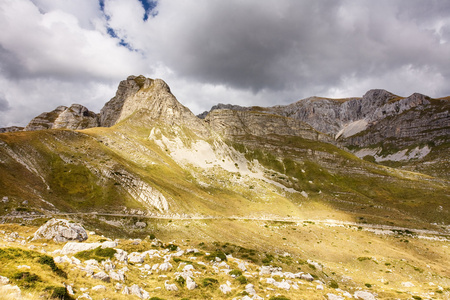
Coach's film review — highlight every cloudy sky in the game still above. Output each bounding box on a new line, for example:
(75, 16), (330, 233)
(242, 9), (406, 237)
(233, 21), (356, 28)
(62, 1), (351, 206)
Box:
(0, 0), (449, 127)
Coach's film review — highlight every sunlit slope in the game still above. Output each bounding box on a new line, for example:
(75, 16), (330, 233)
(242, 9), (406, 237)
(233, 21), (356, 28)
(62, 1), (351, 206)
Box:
(0, 108), (448, 231)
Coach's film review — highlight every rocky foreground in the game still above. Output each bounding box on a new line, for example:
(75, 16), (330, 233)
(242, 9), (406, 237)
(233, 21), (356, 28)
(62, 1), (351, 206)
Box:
(0, 219), (448, 300)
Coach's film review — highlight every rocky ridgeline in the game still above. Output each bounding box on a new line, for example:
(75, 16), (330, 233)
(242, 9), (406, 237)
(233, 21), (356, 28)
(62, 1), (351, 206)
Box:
(4, 75), (448, 160)
(0, 219), (381, 300)
(24, 104), (99, 131)
(204, 109), (330, 143)
(21, 75), (209, 137)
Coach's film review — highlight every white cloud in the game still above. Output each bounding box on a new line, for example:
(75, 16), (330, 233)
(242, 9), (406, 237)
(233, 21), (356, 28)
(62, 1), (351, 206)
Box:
(0, 0), (449, 127)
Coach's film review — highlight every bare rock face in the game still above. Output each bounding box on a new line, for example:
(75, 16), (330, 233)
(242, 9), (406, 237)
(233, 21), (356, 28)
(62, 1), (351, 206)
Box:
(205, 109), (330, 143)
(100, 75), (208, 137)
(32, 219), (88, 242)
(24, 104), (99, 131)
(0, 126), (24, 133)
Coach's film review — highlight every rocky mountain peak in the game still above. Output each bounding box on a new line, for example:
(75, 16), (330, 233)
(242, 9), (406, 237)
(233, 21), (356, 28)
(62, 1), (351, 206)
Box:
(24, 104), (99, 131)
(99, 75), (209, 136)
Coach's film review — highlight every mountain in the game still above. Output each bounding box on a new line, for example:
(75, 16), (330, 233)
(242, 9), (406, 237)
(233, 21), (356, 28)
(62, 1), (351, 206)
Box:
(0, 76), (449, 299)
(202, 89), (450, 179)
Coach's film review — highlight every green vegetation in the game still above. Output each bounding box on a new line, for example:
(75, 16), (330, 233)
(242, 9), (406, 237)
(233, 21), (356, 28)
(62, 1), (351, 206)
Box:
(269, 296), (290, 300)
(12, 271), (40, 288)
(201, 277), (218, 287)
(229, 269), (242, 276)
(74, 247), (116, 262)
(205, 251), (227, 262)
(235, 275), (247, 284)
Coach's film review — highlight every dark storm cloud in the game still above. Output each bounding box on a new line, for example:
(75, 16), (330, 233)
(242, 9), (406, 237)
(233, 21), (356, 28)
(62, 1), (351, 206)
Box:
(146, 0), (450, 95)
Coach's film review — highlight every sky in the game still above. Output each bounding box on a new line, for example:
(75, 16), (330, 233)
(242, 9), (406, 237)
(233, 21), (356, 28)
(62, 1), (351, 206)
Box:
(0, 0), (449, 127)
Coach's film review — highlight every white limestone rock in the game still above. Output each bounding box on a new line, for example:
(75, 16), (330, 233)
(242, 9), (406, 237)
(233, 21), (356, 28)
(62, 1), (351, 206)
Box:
(164, 280), (178, 291)
(0, 276), (10, 285)
(159, 262), (173, 272)
(93, 271), (110, 282)
(32, 219), (88, 243)
(220, 284), (232, 294)
(186, 276), (197, 290)
(128, 252), (145, 264)
(327, 293), (345, 300)
(354, 290), (377, 300)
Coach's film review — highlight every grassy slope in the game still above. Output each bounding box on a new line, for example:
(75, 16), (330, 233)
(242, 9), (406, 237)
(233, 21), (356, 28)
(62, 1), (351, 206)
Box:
(0, 117), (449, 299)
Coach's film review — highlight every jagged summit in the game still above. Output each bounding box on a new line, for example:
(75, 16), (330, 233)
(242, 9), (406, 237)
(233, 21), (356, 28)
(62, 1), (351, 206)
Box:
(20, 75), (208, 136)
(98, 75), (208, 137)
(24, 104), (99, 131)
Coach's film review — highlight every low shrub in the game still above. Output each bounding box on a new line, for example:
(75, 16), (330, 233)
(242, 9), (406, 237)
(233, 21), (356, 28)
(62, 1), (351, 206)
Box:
(205, 251), (227, 261)
(202, 278), (218, 287)
(229, 269), (242, 276)
(236, 275), (247, 284)
(74, 247), (116, 262)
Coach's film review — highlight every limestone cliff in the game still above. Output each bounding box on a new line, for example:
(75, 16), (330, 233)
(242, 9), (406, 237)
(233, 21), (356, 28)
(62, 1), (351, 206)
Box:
(205, 109), (331, 143)
(99, 75), (209, 137)
(24, 104), (99, 131)
(0, 126), (23, 133)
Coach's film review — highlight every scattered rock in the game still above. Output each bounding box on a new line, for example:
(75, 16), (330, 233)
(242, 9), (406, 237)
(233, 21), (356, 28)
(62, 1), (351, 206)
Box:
(354, 290), (377, 300)
(159, 262), (173, 272)
(17, 265), (30, 269)
(129, 284), (149, 299)
(401, 281), (415, 287)
(301, 273), (314, 282)
(186, 276), (197, 290)
(101, 241), (118, 248)
(164, 280), (178, 291)
(93, 272), (110, 282)
(110, 271), (125, 282)
(238, 261), (247, 272)
(33, 219), (88, 243)
(114, 249), (128, 263)
(0, 276), (9, 285)
(91, 285), (106, 291)
(128, 252), (145, 264)
(65, 284), (74, 295)
(122, 286), (130, 295)
(135, 221), (147, 228)
(245, 283), (256, 295)
(327, 293), (345, 300)
(220, 283), (232, 294)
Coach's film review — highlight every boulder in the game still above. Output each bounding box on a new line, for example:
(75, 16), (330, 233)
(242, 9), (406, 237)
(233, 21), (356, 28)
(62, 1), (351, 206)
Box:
(93, 271), (110, 282)
(110, 271), (125, 282)
(327, 294), (345, 300)
(220, 284), (232, 294)
(0, 276), (9, 285)
(114, 249), (128, 263)
(128, 252), (145, 264)
(164, 280), (178, 291)
(159, 262), (173, 271)
(354, 291), (377, 300)
(33, 219), (88, 243)
(135, 222), (147, 228)
(186, 277), (197, 290)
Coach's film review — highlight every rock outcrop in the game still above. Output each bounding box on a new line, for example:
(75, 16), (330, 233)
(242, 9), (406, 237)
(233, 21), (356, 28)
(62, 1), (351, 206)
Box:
(32, 219), (88, 242)
(204, 109), (330, 143)
(0, 126), (23, 133)
(24, 104), (99, 131)
(99, 75), (209, 137)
